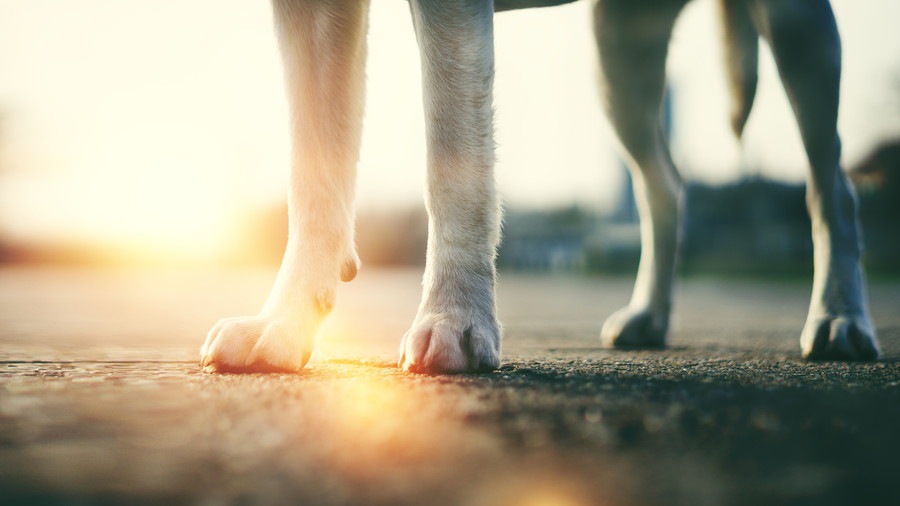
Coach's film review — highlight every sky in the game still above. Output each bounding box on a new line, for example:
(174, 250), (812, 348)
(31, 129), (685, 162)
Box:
(0, 0), (898, 258)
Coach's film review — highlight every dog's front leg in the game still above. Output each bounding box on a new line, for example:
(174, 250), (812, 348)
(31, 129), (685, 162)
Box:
(399, 0), (502, 373)
(201, 0), (369, 373)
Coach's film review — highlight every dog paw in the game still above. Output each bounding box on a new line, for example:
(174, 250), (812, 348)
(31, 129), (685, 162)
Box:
(201, 316), (314, 373)
(801, 316), (880, 361)
(399, 313), (500, 374)
(601, 306), (667, 348)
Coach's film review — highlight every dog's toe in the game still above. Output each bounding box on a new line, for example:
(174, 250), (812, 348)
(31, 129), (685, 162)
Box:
(802, 316), (879, 361)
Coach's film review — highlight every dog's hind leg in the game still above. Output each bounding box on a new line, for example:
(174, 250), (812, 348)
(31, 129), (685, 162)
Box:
(399, 0), (501, 373)
(750, 0), (879, 360)
(201, 0), (369, 372)
(593, 0), (688, 348)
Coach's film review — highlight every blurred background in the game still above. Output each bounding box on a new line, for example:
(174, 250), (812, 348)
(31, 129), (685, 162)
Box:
(0, 0), (898, 274)
(2, 5), (898, 503)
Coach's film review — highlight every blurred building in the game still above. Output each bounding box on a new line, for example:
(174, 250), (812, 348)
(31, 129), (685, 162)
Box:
(850, 139), (900, 272)
(680, 179), (811, 275)
(498, 206), (595, 271)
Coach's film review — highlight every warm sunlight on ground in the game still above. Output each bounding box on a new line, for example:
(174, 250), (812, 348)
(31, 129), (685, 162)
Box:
(508, 487), (592, 506)
(327, 379), (458, 472)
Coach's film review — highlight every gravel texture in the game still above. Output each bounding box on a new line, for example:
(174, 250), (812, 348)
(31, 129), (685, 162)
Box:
(1, 266), (898, 505)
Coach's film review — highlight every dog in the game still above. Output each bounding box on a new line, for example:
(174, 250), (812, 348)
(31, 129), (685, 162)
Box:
(200, 0), (881, 374)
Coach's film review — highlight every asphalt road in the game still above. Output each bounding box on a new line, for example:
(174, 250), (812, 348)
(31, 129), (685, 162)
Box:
(1, 266), (898, 505)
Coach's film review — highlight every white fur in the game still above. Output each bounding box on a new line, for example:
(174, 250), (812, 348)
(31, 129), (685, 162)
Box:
(398, 0), (502, 373)
(201, 0), (880, 373)
(202, 0), (368, 373)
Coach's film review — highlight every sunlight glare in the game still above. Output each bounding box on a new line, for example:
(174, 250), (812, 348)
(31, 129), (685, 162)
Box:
(319, 378), (464, 479)
(484, 479), (595, 506)
(66, 143), (239, 263)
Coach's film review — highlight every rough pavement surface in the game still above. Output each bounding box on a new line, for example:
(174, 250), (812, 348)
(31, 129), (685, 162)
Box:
(1, 267), (898, 505)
